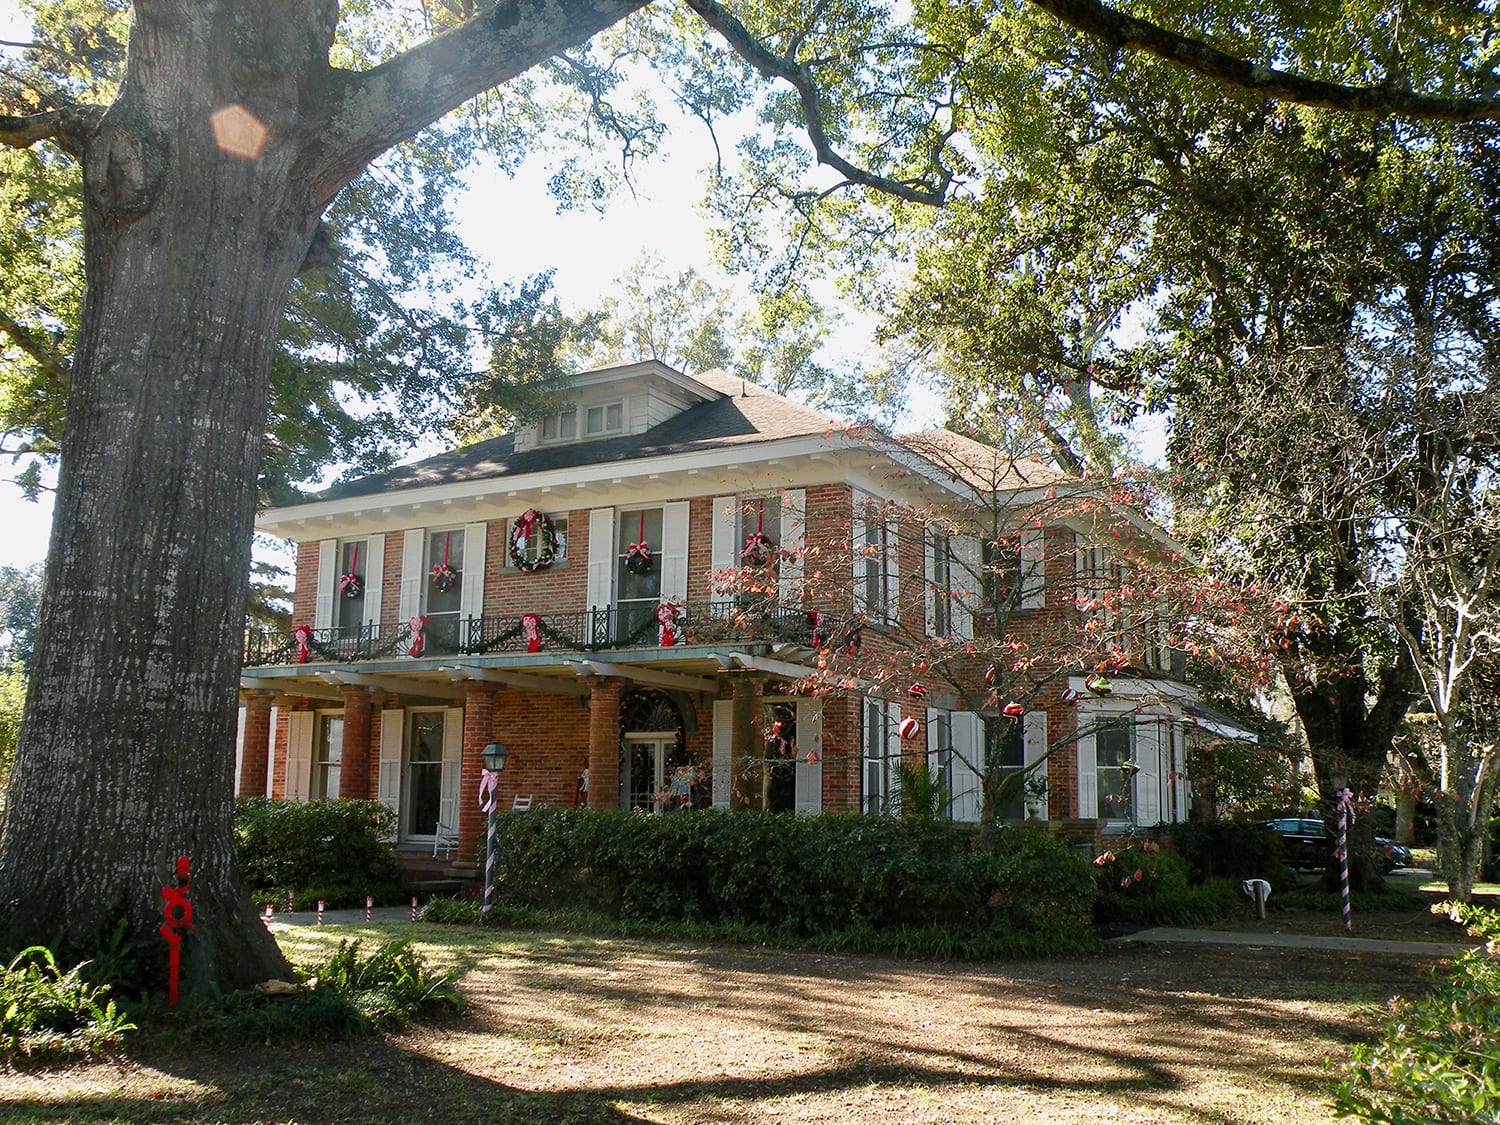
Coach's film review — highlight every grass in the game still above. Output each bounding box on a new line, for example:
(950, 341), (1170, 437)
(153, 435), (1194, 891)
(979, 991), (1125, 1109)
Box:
(0, 918), (1450, 1125)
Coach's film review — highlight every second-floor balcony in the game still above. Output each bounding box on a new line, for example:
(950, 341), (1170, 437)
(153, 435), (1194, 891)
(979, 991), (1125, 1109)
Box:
(243, 601), (823, 668)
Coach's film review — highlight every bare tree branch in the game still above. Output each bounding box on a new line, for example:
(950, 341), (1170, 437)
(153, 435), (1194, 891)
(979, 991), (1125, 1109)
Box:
(1029, 0), (1500, 123)
(0, 307), (72, 393)
(681, 0), (952, 205)
(0, 38), (88, 68)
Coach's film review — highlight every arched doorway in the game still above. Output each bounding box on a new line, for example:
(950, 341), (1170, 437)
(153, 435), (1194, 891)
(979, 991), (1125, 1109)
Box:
(618, 688), (700, 811)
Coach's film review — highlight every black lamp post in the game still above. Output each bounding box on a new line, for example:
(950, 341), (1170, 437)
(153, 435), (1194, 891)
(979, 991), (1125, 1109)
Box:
(481, 741), (508, 918)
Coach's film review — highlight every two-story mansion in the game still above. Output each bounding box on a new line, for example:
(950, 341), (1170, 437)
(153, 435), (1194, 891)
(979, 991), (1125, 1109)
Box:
(238, 361), (1251, 861)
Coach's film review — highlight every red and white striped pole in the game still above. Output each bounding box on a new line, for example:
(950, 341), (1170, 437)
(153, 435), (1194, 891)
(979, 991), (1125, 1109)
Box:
(316, 899), (325, 926)
(411, 895), (418, 923)
(365, 895), (373, 922)
(1337, 786), (1354, 932)
(285, 888), (294, 913)
(263, 903), (273, 924)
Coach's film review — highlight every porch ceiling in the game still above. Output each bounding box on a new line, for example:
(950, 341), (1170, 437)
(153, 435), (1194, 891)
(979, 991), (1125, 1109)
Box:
(239, 642), (821, 704)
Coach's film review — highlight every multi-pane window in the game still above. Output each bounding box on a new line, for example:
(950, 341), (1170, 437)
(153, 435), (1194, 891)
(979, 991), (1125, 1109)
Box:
(930, 533), (952, 636)
(585, 402), (623, 435)
(863, 700), (895, 816)
(405, 710), (445, 837)
(424, 528), (465, 649)
(541, 410), (577, 441)
(984, 716), (1026, 821)
(314, 714), (343, 799)
(982, 537), (1022, 621)
(1096, 717), (1135, 821)
(335, 539), (367, 636)
(615, 507), (663, 643)
(928, 711), (954, 812)
(735, 494), (782, 605)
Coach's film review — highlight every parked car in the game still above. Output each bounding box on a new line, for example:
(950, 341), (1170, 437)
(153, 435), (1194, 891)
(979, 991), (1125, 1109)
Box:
(1262, 817), (1326, 870)
(1374, 836), (1412, 870)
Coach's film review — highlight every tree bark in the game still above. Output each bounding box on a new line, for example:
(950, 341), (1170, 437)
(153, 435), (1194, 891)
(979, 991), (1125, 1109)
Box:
(0, 0), (650, 996)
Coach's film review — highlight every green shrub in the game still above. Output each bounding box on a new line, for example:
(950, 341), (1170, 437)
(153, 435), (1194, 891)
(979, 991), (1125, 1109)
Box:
(234, 797), (403, 908)
(1336, 900), (1500, 1124)
(0, 947), (135, 1059)
(477, 809), (1094, 956)
(1166, 820), (1284, 884)
(420, 896), (482, 925)
(1091, 844), (1243, 925)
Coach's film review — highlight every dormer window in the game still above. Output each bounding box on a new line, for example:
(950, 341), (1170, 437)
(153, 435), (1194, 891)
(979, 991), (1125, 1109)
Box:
(585, 402), (623, 435)
(541, 410), (577, 441)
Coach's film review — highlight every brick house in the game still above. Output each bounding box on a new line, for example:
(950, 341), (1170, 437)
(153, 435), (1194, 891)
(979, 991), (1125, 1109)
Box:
(237, 360), (1250, 862)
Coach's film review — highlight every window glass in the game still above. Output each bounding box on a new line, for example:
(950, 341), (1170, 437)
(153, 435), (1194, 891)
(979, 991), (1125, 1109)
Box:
(315, 714), (343, 799)
(1096, 717), (1135, 820)
(615, 508), (663, 642)
(984, 717), (1025, 820)
(424, 528), (465, 649)
(405, 711), (445, 836)
(931, 532), (952, 636)
(863, 700), (892, 815)
(336, 539), (367, 635)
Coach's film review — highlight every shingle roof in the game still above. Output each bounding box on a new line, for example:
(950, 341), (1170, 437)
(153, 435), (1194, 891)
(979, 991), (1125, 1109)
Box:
(891, 428), (1073, 492)
(302, 368), (842, 504)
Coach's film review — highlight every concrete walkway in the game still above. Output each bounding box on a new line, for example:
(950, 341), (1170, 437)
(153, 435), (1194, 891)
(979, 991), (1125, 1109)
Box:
(1111, 926), (1478, 958)
(269, 908), (1478, 958)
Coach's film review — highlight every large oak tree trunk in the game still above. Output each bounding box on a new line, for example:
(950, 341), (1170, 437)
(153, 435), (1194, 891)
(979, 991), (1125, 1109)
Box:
(0, 5), (331, 991)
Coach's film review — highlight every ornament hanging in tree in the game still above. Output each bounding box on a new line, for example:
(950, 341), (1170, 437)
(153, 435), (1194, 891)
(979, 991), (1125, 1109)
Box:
(625, 511), (654, 575)
(521, 612), (542, 653)
(1002, 701), (1025, 717)
(338, 543), (362, 598)
(430, 533), (459, 591)
(1085, 673), (1113, 696)
(509, 509), (559, 573)
(897, 717), (921, 740)
(656, 602), (679, 646)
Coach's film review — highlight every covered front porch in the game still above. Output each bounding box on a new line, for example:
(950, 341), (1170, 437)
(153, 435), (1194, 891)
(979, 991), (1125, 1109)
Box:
(236, 640), (833, 866)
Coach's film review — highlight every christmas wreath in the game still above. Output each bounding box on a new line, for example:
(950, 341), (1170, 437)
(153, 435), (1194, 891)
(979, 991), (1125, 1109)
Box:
(430, 532), (459, 592)
(625, 511), (653, 575)
(740, 499), (775, 567)
(509, 508), (559, 573)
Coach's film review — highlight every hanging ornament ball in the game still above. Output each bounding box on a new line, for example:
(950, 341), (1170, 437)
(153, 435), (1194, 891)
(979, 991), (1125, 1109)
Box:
(1002, 702), (1025, 717)
(897, 717), (921, 741)
(984, 664), (997, 685)
(1060, 687), (1081, 704)
(1085, 674), (1113, 696)
(907, 683), (928, 699)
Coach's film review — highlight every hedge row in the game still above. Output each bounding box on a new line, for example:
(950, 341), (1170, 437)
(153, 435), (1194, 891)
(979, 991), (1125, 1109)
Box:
(486, 808), (1097, 955)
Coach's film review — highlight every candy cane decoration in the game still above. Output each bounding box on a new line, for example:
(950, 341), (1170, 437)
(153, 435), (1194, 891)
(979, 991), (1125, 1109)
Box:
(808, 609), (825, 648)
(656, 602), (678, 646)
(407, 614), (427, 657)
(285, 888), (294, 913)
(365, 895), (373, 923)
(411, 895), (418, 923)
(1337, 786), (1355, 932)
(522, 612), (541, 653)
(292, 624), (312, 664)
(317, 899), (325, 926)
(263, 903), (273, 923)
(478, 767), (499, 812)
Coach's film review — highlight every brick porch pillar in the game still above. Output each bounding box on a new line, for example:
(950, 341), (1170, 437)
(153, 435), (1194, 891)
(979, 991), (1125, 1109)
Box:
(457, 681), (497, 863)
(586, 677), (624, 809)
(237, 691), (274, 797)
(730, 672), (767, 809)
(338, 686), (372, 799)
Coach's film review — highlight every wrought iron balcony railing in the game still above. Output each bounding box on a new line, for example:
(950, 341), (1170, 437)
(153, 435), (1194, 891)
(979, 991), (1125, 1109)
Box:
(242, 600), (822, 668)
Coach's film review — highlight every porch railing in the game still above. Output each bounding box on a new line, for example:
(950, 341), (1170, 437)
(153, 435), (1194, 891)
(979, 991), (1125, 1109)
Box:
(242, 600), (822, 668)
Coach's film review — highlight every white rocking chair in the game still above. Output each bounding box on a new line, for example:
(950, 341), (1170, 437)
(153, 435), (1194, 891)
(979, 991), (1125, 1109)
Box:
(432, 819), (458, 859)
(511, 794), (533, 811)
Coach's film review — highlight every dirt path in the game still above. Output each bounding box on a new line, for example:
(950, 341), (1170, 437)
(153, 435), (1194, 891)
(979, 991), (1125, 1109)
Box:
(0, 926), (1446, 1124)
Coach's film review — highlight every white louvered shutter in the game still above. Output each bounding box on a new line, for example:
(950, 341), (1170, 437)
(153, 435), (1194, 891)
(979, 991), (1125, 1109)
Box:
(794, 697), (822, 814)
(399, 530), (425, 624)
(712, 699), (732, 810)
(377, 709), (404, 839)
(314, 539), (337, 630)
(459, 522), (487, 629)
(363, 533), (385, 630)
(884, 513), (901, 623)
(1023, 710), (1049, 819)
(710, 495), (737, 608)
(586, 508), (615, 614)
(285, 712), (314, 802)
(923, 531), (938, 635)
(953, 535), (981, 639)
(779, 489), (806, 607)
(1133, 717), (1162, 828)
(1020, 526), (1046, 609)
(851, 496), (869, 616)
(660, 501), (690, 604)
(1077, 707), (1098, 818)
(950, 711), (983, 823)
